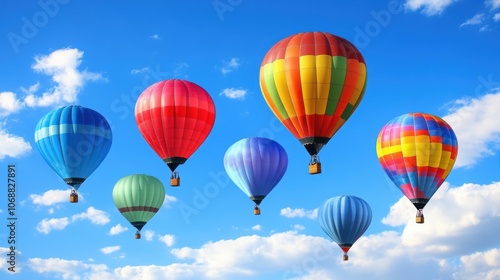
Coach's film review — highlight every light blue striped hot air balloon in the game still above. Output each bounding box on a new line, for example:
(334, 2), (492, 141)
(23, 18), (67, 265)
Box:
(318, 195), (372, 261)
(34, 105), (113, 203)
(223, 137), (288, 215)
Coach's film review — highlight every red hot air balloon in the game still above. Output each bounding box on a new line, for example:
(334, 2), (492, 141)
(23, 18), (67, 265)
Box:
(135, 79), (216, 186)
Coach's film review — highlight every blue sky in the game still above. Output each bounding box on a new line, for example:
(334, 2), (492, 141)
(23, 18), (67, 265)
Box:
(1, 0), (500, 279)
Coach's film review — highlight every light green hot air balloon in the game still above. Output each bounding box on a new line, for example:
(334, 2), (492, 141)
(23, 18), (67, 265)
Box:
(112, 174), (165, 239)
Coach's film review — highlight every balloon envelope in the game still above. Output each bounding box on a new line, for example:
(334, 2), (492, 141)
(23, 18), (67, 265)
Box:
(34, 105), (112, 191)
(376, 112), (458, 212)
(134, 79), (216, 172)
(112, 174), (165, 233)
(223, 137), (288, 206)
(318, 195), (372, 258)
(260, 31), (367, 156)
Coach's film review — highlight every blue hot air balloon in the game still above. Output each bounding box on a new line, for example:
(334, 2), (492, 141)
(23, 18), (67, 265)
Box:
(318, 195), (372, 261)
(34, 105), (113, 203)
(223, 137), (288, 215)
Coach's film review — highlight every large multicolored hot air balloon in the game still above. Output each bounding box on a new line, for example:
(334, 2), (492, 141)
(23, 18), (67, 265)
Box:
(112, 174), (165, 239)
(318, 195), (372, 261)
(223, 137), (288, 215)
(34, 105), (113, 203)
(260, 31), (367, 174)
(135, 79), (216, 187)
(376, 112), (458, 223)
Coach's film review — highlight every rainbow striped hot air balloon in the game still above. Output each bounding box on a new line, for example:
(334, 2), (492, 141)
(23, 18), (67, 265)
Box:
(376, 112), (458, 223)
(260, 31), (367, 174)
(112, 174), (165, 239)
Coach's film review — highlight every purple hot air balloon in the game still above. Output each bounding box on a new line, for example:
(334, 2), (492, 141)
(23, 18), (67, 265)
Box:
(223, 137), (288, 215)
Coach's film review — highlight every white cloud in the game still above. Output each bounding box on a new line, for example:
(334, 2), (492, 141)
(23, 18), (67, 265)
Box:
(293, 224), (305, 231)
(24, 48), (104, 108)
(219, 88), (247, 100)
(163, 194), (177, 207)
(221, 58), (240, 74)
(149, 34), (161, 40)
(159, 234), (176, 247)
(36, 217), (70, 234)
(0, 124), (31, 160)
(131, 67), (150, 74)
(109, 224), (128, 235)
(454, 249), (500, 280)
(71, 207), (110, 225)
(101, 246), (121, 254)
(460, 13), (485, 27)
(487, 0), (500, 10)
(251, 225), (262, 231)
(143, 229), (155, 241)
(404, 0), (458, 16)
(0, 92), (23, 116)
(28, 258), (113, 280)
(30, 189), (70, 206)
(443, 91), (500, 168)
(383, 182), (500, 255)
(280, 207), (318, 219)
(494, 13), (500, 21)
(24, 181), (500, 279)
(479, 25), (490, 31)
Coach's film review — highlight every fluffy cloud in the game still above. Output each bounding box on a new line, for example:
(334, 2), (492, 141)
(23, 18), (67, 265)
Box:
(252, 225), (262, 231)
(0, 124), (31, 160)
(29, 189), (71, 206)
(221, 58), (240, 74)
(24, 48), (104, 107)
(143, 230), (156, 241)
(36, 207), (110, 234)
(443, 92), (500, 168)
(219, 88), (247, 100)
(163, 194), (177, 208)
(159, 234), (176, 247)
(487, 0), (500, 10)
(28, 258), (114, 279)
(0, 92), (23, 116)
(36, 217), (70, 234)
(280, 207), (318, 219)
(460, 13), (485, 27)
(25, 182), (500, 279)
(101, 246), (121, 254)
(383, 182), (500, 256)
(72, 207), (110, 225)
(404, 0), (459, 16)
(109, 224), (128, 235)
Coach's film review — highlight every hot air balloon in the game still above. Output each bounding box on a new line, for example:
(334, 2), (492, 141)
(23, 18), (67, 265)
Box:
(112, 174), (165, 239)
(318, 195), (372, 261)
(223, 137), (288, 215)
(135, 79), (216, 187)
(376, 112), (458, 223)
(34, 105), (113, 203)
(259, 31), (367, 174)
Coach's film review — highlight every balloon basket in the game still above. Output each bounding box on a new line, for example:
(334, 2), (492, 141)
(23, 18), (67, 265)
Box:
(308, 162), (321, 174)
(416, 215), (424, 224)
(170, 178), (180, 187)
(343, 254), (349, 261)
(69, 193), (78, 203)
(135, 233), (141, 239)
(254, 207), (261, 215)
